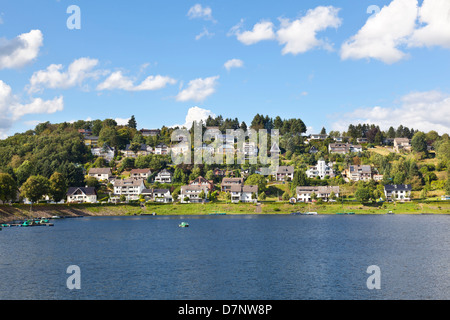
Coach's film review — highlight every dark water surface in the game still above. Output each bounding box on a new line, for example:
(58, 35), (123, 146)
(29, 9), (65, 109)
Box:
(0, 214), (449, 300)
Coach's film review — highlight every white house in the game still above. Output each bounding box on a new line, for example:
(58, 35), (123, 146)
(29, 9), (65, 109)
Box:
(155, 143), (169, 155)
(91, 144), (115, 162)
(384, 184), (412, 201)
(344, 165), (372, 182)
(230, 185), (258, 203)
(306, 160), (334, 179)
(142, 188), (173, 203)
(121, 144), (153, 158)
(129, 168), (152, 180)
(274, 166), (294, 181)
(180, 185), (209, 203)
(155, 169), (172, 184)
(114, 179), (146, 200)
(296, 186), (340, 202)
(88, 168), (112, 181)
(67, 187), (97, 203)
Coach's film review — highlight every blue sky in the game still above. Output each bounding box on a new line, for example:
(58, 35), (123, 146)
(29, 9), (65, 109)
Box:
(1, 0), (450, 138)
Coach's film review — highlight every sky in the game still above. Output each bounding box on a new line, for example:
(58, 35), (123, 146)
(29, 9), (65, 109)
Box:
(1, 0), (450, 139)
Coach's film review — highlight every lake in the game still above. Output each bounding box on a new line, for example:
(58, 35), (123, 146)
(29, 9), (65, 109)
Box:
(0, 214), (449, 300)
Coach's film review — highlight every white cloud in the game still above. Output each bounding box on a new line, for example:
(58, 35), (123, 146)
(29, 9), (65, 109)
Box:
(341, 0), (418, 64)
(96, 71), (177, 91)
(187, 4), (215, 22)
(115, 117), (131, 126)
(234, 20), (276, 45)
(277, 6), (342, 55)
(409, 0), (450, 48)
(11, 96), (64, 120)
(0, 80), (64, 137)
(195, 27), (214, 40)
(176, 76), (219, 102)
(331, 90), (450, 135)
(224, 59), (244, 71)
(172, 106), (216, 129)
(0, 29), (43, 69)
(28, 57), (101, 93)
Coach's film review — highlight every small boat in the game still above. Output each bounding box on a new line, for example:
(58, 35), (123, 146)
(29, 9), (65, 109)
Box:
(305, 212), (318, 215)
(337, 212), (355, 215)
(387, 211), (395, 215)
(179, 222), (189, 228)
(51, 216), (61, 219)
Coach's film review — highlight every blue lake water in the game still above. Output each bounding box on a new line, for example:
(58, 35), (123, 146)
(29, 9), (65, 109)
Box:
(0, 214), (449, 300)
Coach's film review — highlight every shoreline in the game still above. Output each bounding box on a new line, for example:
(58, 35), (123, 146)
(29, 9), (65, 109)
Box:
(2, 202), (450, 223)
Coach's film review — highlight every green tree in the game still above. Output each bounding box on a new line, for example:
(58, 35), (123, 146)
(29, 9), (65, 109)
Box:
(355, 184), (371, 202)
(0, 173), (17, 203)
(245, 174), (267, 192)
(20, 175), (50, 211)
(128, 115), (137, 129)
(49, 172), (67, 203)
(411, 132), (428, 154)
(85, 176), (100, 189)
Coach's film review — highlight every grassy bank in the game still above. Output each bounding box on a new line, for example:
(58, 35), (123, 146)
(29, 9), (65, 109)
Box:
(1, 201), (450, 223)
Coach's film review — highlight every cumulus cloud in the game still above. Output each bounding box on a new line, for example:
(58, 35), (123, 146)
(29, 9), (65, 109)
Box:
(172, 106), (216, 129)
(277, 6), (342, 55)
(230, 6), (342, 53)
(96, 71), (177, 91)
(176, 76), (219, 102)
(232, 20), (276, 45)
(409, 0), (450, 48)
(224, 59), (244, 71)
(28, 57), (101, 93)
(331, 90), (450, 135)
(0, 29), (43, 69)
(340, 0), (418, 64)
(0, 80), (64, 138)
(187, 4), (215, 22)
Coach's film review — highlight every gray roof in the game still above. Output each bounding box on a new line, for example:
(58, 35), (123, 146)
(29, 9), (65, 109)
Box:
(349, 165), (372, 174)
(67, 187), (96, 196)
(384, 184), (412, 192)
(277, 166), (294, 174)
(296, 186), (340, 194)
(114, 179), (145, 187)
(88, 168), (112, 175)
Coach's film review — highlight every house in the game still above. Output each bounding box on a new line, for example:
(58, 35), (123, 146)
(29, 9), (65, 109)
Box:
(78, 129), (92, 137)
(195, 144), (215, 156)
(67, 187), (97, 203)
(216, 144), (235, 155)
(155, 143), (169, 155)
(121, 144), (153, 158)
(394, 138), (411, 152)
(140, 129), (160, 137)
(180, 185), (209, 203)
(310, 134), (328, 140)
(230, 185), (258, 203)
(384, 184), (412, 201)
(296, 186), (340, 202)
(238, 142), (258, 159)
(171, 143), (190, 156)
(88, 168), (112, 181)
(130, 168), (152, 180)
(141, 188), (172, 203)
(274, 166), (294, 181)
(309, 146), (318, 154)
(154, 169), (172, 184)
(189, 176), (214, 191)
(213, 168), (226, 177)
(306, 160), (334, 180)
(328, 143), (362, 154)
(91, 144), (115, 162)
(84, 136), (99, 147)
(221, 177), (244, 192)
(357, 138), (369, 144)
(114, 179), (146, 200)
(373, 174), (384, 182)
(343, 165), (372, 182)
